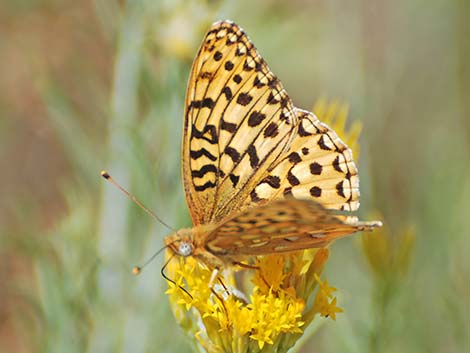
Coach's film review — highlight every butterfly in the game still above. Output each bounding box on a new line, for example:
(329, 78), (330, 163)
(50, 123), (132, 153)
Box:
(161, 20), (381, 269)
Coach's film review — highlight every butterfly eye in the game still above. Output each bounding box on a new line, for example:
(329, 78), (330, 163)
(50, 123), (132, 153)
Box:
(178, 242), (193, 257)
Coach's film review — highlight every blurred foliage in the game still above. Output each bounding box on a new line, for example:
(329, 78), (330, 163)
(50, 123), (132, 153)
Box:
(1, 0), (469, 353)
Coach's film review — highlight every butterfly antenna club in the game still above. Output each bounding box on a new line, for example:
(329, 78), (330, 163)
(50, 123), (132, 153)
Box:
(132, 244), (169, 275)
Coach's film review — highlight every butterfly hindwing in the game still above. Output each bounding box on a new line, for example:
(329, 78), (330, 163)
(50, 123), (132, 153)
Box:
(246, 109), (360, 211)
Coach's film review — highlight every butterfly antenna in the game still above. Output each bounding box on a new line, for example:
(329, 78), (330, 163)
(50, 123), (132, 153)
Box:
(161, 254), (193, 300)
(132, 244), (169, 275)
(100, 170), (176, 232)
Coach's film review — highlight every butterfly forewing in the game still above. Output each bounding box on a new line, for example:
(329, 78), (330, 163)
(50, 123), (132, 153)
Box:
(182, 21), (298, 226)
(204, 199), (380, 256)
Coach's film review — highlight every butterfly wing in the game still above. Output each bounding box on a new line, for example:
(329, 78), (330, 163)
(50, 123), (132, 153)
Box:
(182, 21), (298, 226)
(204, 199), (381, 257)
(245, 108), (360, 211)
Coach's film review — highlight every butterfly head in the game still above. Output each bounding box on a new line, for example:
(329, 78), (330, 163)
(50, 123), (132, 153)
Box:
(176, 241), (193, 257)
(165, 228), (195, 257)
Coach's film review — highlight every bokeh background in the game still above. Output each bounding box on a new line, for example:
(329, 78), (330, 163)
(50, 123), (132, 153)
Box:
(1, 0), (469, 352)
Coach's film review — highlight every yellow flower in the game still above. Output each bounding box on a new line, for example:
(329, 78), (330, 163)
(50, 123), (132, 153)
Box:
(166, 248), (342, 353)
(313, 273), (337, 298)
(312, 274), (343, 320)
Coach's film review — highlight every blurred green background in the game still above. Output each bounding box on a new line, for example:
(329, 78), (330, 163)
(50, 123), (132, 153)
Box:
(1, 0), (469, 352)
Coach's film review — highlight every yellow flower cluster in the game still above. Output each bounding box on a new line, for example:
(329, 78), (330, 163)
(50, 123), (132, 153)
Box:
(166, 249), (341, 353)
(312, 274), (343, 320)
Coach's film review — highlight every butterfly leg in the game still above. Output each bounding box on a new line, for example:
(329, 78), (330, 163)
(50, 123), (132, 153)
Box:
(232, 261), (259, 270)
(232, 260), (272, 289)
(210, 285), (228, 314)
(208, 266), (249, 303)
(208, 268), (219, 288)
(216, 275), (248, 303)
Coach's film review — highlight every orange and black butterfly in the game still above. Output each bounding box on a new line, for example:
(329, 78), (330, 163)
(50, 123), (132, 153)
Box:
(159, 20), (381, 268)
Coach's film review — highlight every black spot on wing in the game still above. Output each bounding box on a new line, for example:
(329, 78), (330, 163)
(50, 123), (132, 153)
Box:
(191, 124), (218, 144)
(195, 181), (217, 191)
(190, 148), (217, 161)
(192, 164), (218, 178)
(222, 86), (233, 100)
(280, 97), (290, 109)
(237, 92), (253, 106)
(229, 174), (240, 187)
(199, 71), (213, 80)
(221, 119), (237, 133)
(247, 144), (260, 168)
(248, 111), (266, 127)
(261, 175), (281, 189)
(190, 100), (202, 109)
(298, 122), (313, 137)
(287, 170), (300, 186)
(233, 74), (242, 84)
(336, 181), (345, 198)
(318, 135), (332, 150)
(224, 146), (241, 162)
(253, 76), (266, 88)
(224, 61), (234, 71)
(243, 60), (254, 71)
(202, 98), (215, 109)
(288, 152), (301, 164)
(235, 47), (244, 56)
(310, 186), (322, 197)
(250, 189), (262, 202)
(214, 51), (223, 61)
(268, 78), (279, 88)
(264, 122), (279, 138)
(267, 92), (279, 105)
(309, 162), (322, 175)
(333, 156), (343, 173)
(226, 37), (235, 46)
(283, 187), (292, 196)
